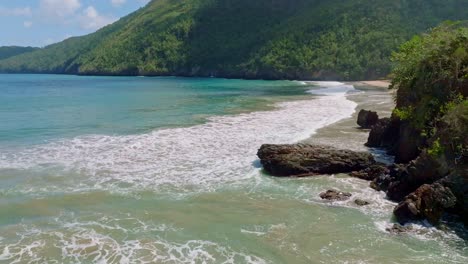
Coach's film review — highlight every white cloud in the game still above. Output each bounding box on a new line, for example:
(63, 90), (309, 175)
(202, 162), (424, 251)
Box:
(23, 21), (33, 28)
(111, 0), (126, 7)
(0, 6), (32, 16)
(40, 0), (81, 18)
(79, 6), (116, 30)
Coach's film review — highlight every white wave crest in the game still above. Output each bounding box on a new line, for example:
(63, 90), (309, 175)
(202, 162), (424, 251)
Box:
(0, 86), (357, 193)
(0, 218), (268, 264)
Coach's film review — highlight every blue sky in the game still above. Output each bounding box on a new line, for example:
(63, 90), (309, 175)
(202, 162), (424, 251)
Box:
(0, 0), (150, 47)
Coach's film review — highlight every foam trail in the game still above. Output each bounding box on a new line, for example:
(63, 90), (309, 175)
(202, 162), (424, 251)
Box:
(0, 216), (268, 264)
(0, 82), (357, 193)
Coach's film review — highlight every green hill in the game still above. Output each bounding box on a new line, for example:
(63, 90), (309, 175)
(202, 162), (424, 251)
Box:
(0, 0), (467, 80)
(0, 46), (38, 60)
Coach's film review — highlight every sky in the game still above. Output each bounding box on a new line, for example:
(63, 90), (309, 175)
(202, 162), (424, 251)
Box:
(0, 0), (151, 47)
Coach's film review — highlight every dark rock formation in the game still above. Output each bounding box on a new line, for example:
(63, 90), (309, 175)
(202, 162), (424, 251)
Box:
(394, 122), (424, 163)
(366, 117), (426, 164)
(370, 152), (452, 202)
(355, 199), (370, 206)
(357, 109), (379, 128)
(257, 144), (376, 177)
(394, 183), (457, 225)
(438, 170), (468, 225)
(350, 164), (389, 181)
(320, 190), (352, 201)
(366, 117), (400, 150)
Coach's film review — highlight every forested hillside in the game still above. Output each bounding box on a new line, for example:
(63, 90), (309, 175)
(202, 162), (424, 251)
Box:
(0, 46), (38, 60)
(365, 22), (468, 225)
(0, 0), (467, 80)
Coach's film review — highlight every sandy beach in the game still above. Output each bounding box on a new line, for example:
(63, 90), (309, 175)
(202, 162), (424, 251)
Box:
(355, 80), (391, 88)
(303, 82), (395, 159)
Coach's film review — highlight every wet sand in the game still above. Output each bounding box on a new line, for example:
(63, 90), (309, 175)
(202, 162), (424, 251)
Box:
(356, 80), (392, 88)
(303, 83), (395, 160)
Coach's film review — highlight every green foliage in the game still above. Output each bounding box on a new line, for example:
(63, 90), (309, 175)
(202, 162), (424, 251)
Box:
(391, 22), (468, 155)
(394, 107), (414, 121)
(427, 138), (444, 157)
(0, 46), (38, 60)
(1, 0), (467, 80)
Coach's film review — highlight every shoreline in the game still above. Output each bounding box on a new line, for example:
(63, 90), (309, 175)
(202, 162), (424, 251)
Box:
(303, 81), (395, 159)
(354, 80), (391, 88)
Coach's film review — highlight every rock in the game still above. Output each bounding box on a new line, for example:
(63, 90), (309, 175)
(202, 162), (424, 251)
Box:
(366, 118), (391, 147)
(438, 171), (468, 225)
(380, 153), (451, 202)
(257, 144), (376, 177)
(350, 164), (389, 181)
(357, 109), (379, 128)
(355, 199), (370, 206)
(386, 224), (413, 234)
(320, 190), (352, 201)
(370, 164), (407, 195)
(394, 123), (423, 163)
(393, 183), (457, 225)
(366, 117), (400, 150)
(405, 152), (450, 185)
(387, 179), (414, 202)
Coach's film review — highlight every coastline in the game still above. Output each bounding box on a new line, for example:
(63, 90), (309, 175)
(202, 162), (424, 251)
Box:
(354, 80), (391, 88)
(303, 81), (394, 157)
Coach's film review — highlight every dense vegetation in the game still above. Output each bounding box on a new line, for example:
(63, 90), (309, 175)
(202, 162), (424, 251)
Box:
(1, 0), (467, 80)
(391, 21), (467, 160)
(0, 46), (38, 60)
(381, 22), (468, 225)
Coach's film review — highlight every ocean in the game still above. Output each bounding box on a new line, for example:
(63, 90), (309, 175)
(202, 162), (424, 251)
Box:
(0, 74), (466, 263)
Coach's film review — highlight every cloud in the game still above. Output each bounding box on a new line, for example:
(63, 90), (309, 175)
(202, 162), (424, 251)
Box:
(23, 21), (33, 28)
(79, 6), (117, 30)
(111, 0), (126, 7)
(40, 0), (81, 18)
(0, 6), (32, 16)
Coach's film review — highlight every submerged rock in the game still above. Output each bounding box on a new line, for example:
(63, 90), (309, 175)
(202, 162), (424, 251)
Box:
(393, 183), (457, 225)
(257, 144), (375, 177)
(355, 199), (370, 206)
(320, 190), (352, 201)
(357, 109), (379, 128)
(386, 224), (413, 234)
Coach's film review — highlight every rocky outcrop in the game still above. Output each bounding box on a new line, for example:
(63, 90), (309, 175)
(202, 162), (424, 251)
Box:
(370, 152), (451, 201)
(350, 164), (389, 181)
(366, 102), (468, 225)
(357, 109), (379, 128)
(257, 144), (376, 177)
(438, 170), (468, 224)
(365, 117), (400, 151)
(393, 183), (457, 225)
(320, 190), (352, 201)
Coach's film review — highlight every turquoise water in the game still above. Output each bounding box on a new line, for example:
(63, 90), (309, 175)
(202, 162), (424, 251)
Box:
(0, 75), (303, 146)
(0, 75), (467, 263)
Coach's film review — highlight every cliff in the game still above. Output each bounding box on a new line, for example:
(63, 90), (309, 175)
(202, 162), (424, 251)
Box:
(367, 22), (468, 225)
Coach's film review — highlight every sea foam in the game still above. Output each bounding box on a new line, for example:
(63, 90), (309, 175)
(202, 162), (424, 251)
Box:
(0, 82), (357, 194)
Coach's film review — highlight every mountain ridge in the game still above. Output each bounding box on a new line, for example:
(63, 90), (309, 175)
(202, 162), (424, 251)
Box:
(0, 46), (39, 60)
(1, 0), (467, 80)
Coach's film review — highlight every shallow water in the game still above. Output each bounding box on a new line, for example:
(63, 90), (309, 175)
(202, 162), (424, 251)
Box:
(0, 75), (466, 263)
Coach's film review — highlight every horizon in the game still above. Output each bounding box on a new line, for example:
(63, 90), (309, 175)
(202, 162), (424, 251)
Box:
(0, 0), (150, 47)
